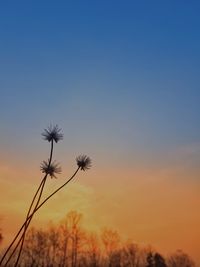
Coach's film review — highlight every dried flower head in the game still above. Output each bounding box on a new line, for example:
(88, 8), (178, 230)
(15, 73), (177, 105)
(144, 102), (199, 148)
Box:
(76, 155), (92, 171)
(42, 125), (63, 143)
(40, 160), (61, 178)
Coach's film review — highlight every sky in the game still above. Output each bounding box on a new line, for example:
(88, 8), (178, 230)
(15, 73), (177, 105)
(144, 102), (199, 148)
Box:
(0, 0), (200, 265)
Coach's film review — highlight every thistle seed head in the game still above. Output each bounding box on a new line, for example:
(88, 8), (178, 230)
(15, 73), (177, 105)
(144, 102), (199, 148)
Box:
(40, 160), (61, 178)
(76, 155), (92, 171)
(42, 125), (63, 143)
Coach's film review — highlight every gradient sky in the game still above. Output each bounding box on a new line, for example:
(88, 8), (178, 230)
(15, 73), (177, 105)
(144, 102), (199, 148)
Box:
(0, 1), (200, 265)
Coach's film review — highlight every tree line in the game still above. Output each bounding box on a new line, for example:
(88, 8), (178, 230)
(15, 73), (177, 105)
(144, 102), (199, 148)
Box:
(0, 210), (196, 267)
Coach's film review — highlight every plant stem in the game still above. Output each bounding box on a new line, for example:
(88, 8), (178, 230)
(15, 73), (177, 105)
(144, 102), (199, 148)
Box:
(0, 178), (46, 266)
(0, 141), (54, 267)
(35, 167), (80, 213)
(14, 141), (54, 267)
(4, 166), (80, 266)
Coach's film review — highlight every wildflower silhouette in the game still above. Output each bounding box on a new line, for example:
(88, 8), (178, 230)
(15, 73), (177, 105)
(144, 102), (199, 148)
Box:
(0, 125), (92, 267)
(40, 160), (61, 178)
(0, 125), (61, 267)
(42, 124), (63, 143)
(76, 155), (92, 171)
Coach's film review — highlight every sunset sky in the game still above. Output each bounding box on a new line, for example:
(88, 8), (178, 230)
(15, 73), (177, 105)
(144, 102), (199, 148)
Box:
(0, 1), (200, 265)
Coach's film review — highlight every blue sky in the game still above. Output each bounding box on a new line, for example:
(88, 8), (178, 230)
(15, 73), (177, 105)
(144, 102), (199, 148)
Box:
(0, 1), (200, 167)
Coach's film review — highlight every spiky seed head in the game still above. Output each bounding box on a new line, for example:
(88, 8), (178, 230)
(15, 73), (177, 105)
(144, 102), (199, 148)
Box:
(42, 125), (63, 143)
(76, 155), (92, 171)
(40, 160), (61, 178)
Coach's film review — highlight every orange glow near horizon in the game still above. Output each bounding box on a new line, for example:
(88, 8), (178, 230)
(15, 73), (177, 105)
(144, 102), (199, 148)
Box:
(0, 148), (200, 265)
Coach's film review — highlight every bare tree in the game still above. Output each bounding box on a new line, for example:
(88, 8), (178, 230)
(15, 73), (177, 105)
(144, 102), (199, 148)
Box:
(87, 232), (101, 267)
(1, 211), (197, 267)
(121, 242), (140, 267)
(59, 217), (71, 267)
(63, 211), (85, 267)
(168, 250), (195, 267)
(101, 228), (120, 267)
(0, 233), (3, 246)
(154, 253), (167, 267)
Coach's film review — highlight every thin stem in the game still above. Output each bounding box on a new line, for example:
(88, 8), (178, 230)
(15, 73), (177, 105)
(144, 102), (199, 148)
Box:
(0, 141), (54, 267)
(0, 178), (46, 266)
(14, 178), (47, 267)
(4, 167), (80, 266)
(4, 234), (23, 267)
(14, 141), (54, 267)
(26, 140), (54, 219)
(35, 167), (80, 213)
(25, 176), (46, 226)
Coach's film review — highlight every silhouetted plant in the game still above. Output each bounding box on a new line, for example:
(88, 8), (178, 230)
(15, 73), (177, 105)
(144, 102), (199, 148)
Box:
(42, 124), (63, 143)
(40, 160), (61, 178)
(0, 125), (92, 267)
(13, 125), (62, 267)
(76, 155), (92, 171)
